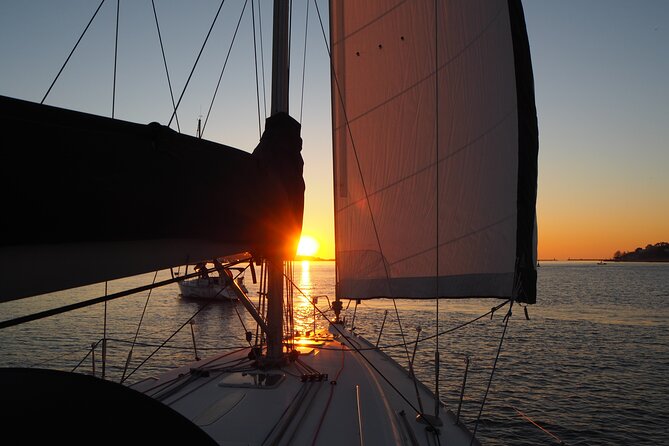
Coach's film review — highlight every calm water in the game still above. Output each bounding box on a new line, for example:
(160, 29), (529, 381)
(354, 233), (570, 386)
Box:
(1, 261), (667, 445)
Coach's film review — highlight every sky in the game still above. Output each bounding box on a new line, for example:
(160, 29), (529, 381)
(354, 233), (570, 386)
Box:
(524, 1), (669, 259)
(0, 1), (667, 261)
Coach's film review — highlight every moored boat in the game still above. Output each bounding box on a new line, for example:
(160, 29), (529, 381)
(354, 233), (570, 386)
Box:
(177, 264), (249, 300)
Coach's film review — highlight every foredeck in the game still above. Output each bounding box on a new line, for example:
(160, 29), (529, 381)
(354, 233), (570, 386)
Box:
(131, 326), (477, 445)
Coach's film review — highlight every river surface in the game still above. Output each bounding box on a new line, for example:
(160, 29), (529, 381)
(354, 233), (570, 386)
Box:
(1, 261), (667, 445)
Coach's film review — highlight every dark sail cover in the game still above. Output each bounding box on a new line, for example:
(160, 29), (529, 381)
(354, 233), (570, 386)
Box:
(0, 95), (304, 302)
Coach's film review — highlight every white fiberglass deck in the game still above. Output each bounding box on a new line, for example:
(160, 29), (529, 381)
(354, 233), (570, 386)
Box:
(131, 325), (478, 445)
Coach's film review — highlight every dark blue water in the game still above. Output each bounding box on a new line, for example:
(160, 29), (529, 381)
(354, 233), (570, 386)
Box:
(1, 261), (667, 445)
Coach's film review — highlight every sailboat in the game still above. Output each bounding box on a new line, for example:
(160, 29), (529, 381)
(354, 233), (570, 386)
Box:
(0, 0), (537, 444)
(177, 262), (250, 300)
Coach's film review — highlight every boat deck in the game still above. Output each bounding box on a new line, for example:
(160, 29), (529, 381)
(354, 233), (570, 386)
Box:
(131, 325), (478, 445)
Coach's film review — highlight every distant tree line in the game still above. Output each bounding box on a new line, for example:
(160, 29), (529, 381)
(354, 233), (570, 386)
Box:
(613, 242), (669, 262)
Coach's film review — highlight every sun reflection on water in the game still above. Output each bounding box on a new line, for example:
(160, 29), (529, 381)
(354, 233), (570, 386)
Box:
(299, 260), (310, 293)
(292, 260), (315, 336)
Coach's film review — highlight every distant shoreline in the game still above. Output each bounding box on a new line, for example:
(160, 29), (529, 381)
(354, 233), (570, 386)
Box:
(294, 256), (335, 262)
(538, 259), (669, 263)
(566, 258), (611, 261)
(612, 242), (669, 262)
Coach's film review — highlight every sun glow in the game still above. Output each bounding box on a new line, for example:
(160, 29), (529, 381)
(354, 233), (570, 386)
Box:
(297, 235), (319, 257)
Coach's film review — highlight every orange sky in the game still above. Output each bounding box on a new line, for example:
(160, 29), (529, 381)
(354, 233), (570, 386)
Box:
(302, 221), (667, 262)
(301, 195), (668, 261)
(538, 206), (668, 260)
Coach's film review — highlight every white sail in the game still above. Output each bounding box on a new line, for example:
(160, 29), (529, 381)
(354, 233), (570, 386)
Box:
(331, 0), (538, 301)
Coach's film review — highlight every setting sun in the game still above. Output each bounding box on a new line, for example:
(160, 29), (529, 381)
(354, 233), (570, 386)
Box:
(297, 235), (319, 257)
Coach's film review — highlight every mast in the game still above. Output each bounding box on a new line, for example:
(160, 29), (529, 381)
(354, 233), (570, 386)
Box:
(266, 0), (291, 361)
(270, 0), (290, 116)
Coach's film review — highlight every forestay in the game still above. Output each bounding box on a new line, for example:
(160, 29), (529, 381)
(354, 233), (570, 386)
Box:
(330, 0), (538, 302)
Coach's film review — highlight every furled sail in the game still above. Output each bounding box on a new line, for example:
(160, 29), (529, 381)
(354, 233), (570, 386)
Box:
(330, 0), (538, 303)
(0, 95), (304, 302)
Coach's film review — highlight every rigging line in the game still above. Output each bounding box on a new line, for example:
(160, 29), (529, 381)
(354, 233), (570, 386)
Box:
(284, 262), (291, 342)
(202, 0), (249, 137)
(262, 383), (315, 446)
(287, 261), (296, 347)
(255, 259), (268, 348)
(151, 0), (181, 132)
(311, 344), (346, 446)
(470, 300), (515, 445)
(392, 298), (413, 371)
(142, 371), (198, 399)
(288, 0), (293, 82)
(511, 406), (565, 445)
(102, 281), (108, 380)
(254, 259), (263, 345)
(111, 0), (119, 119)
(152, 374), (203, 403)
(283, 273), (432, 425)
(41, 0), (106, 104)
(315, 0), (394, 298)
(71, 338), (103, 373)
(312, 299), (510, 352)
(296, 358), (321, 375)
(286, 385), (324, 446)
(29, 341), (90, 369)
(327, 0), (342, 318)
(290, 359), (310, 376)
(284, 276), (507, 351)
(0, 262), (245, 330)
(121, 270), (159, 383)
(298, 0), (310, 123)
(122, 300), (214, 383)
(434, 0), (441, 415)
(109, 338), (248, 351)
(409, 328), (426, 414)
(202, 356), (256, 373)
(111, 320), (238, 343)
(251, 0), (262, 138)
(288, 286), (504, 436)
(140, 347), (250, 396)
(257, 0), (268, 120)
(233, 303), (253, 347)
(290, 262), (296, 343)
(167, 0), (227, 128)
(405, 300), (510, 346)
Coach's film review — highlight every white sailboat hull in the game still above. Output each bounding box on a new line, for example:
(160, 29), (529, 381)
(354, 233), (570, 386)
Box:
(177, 278), (248, 300)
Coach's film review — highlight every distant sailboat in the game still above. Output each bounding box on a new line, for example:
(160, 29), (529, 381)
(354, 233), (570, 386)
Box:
(176, 263), (249, 300)
(0, 1), (537, 444)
